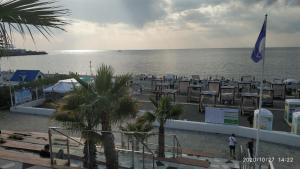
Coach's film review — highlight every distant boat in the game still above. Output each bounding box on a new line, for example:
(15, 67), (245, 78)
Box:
(117, 50), (122, 52)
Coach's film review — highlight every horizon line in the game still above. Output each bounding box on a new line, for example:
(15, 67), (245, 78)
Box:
(48, 46), (300, 52)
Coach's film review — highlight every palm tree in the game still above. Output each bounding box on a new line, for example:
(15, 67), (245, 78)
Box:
(120, 117), (153, 151)
(54, 65), (138, 169)
(0, 0), (69, 52)
(141, 96), (183, 158)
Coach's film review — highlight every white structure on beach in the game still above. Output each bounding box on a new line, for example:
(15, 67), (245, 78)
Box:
(254, 108), (273, 131)
(292, 111), (300, 135)
(43, 78), (79, 94)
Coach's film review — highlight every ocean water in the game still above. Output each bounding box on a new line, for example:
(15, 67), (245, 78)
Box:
(0, 48), (299, 80)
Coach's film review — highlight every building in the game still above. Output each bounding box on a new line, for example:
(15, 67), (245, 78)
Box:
(10, 70), (44, 82)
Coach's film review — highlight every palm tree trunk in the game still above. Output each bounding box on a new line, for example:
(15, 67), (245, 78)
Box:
(83, 140), (97, 169)
(158, 122), (165, 158)
(101, 113), (118, 169)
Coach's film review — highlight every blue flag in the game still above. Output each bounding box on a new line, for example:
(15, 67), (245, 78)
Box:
(251, 17), (267, 63)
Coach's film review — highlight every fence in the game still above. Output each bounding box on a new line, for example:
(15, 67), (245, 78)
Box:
(155, 119), (300, 148)
(48, 127), (182, 169)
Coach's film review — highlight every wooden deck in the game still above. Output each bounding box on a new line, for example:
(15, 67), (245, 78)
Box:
(181, 147), (215, 158)
(1, 140), (43, 152)
(1, 130), (210, 169)
(0, 149), (51, 167)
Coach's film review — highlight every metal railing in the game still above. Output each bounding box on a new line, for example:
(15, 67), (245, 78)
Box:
(48, 127), (183, 169)
(48, 127), (84, 166)
(239, 145), (275, 169)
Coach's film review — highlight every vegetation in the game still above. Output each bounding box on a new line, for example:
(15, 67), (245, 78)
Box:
(0, 74), (72, 109)
(54, 65), (138, 169)
(0, 0), (69, 52)
(140, 96), (183, 158)
(120, 117), (153, 151)
(0, 137), (6, 144)
(0, 86), (11, 109)
(8, 134), (24, 140)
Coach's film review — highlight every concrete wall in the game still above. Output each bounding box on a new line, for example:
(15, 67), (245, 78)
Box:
(154, 119), (300, 148)
(20, 98), (46, 107)
(10, 98), (55, 116)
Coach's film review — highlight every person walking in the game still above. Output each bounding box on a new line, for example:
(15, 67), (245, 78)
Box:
(247, 139), (255, 158)
(228, 134), (237, 159)
(247, 114), (254, 127)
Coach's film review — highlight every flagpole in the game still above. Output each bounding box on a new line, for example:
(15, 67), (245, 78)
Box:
(255, 14), (267, 161)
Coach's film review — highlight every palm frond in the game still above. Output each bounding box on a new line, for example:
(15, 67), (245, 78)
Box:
(140, 111), (156, 123)
(70, 73), (90, 90)
(0, 0), (70, 47)
(167, 104), (183, 120)
(112, 96), (138, 123)
(111, 74), (131, 97)
(95, 64), (113, 95)
(120, 121), (153, 141)
(149, 97), (158, 108)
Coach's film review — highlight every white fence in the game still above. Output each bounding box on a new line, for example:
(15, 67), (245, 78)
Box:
(154, 119), (300, 148)
(10, 98), (55, 116)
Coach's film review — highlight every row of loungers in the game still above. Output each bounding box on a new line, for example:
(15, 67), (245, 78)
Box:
(131, 75), (300, 114)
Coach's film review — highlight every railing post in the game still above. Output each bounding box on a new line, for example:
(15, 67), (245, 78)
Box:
(67, 138), (70, 166)
(173, 135), (175, 158)
(177, 142), (179, 157)
(87, 140), (90, 168)
(117, 150), (119, 168)
(152, 155), (155, 169)
(48, 129), (54, 165)
(128, 136), (130, 150)
(131, 139), (135, 169)
(121, 132), (125, 149)
(142, 146), (145, 169)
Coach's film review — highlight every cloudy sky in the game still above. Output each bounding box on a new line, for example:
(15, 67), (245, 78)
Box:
(14, 0), (300, 50)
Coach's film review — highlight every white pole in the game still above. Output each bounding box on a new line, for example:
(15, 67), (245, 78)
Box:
(255, 14), (267, 161)
(9, 82), (13, 107)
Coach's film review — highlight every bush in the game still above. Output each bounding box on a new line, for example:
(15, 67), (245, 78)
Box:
(0, 138), (6, 144)
(0, 86), (11, 109)
(8, 134), (24, 140)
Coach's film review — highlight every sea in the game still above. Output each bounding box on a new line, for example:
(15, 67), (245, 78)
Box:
(1, 47), (300, 81)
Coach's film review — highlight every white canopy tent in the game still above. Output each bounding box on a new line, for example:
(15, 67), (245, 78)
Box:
(43, 78), (79, 94)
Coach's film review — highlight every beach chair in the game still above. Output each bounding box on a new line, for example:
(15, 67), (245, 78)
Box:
(239, 77), (259, 115)
(187, 83), (202, 102)
(238, 76), (253, 96)
(178, 79), (190, 95)
(164, 74), (177, 89)
(272, 83), (285, 100)
(273, 78), (283, 84)
(151, 78), (166, 100)
(261, 81), (273, 106)
(191, 75), (200, 85)
(199, 81), (220, 112)
(241, 75), (254, 82)
(220, 84), (235, 104)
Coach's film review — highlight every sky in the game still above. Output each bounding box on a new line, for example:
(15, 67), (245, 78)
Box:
(13, 0), (300, 50)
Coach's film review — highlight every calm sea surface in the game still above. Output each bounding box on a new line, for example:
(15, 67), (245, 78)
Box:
(1, 48), (299, 80)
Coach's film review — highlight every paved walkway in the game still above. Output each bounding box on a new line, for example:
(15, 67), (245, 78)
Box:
(0, 111), (300, 169)
(0, 149), (51, 169)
